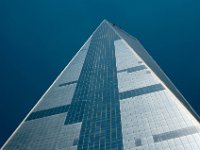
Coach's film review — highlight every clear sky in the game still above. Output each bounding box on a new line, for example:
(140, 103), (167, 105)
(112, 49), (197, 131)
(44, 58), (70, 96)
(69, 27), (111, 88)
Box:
(0, 0), (200, 147)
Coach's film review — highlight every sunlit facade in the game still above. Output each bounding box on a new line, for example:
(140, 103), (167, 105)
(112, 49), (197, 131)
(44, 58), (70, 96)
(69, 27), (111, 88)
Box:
(2, 20), (200, 150)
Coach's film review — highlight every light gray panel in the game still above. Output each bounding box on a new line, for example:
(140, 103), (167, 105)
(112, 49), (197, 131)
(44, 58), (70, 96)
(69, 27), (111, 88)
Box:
(114, 39), (142, 71)
(115, 39), (159, 93)
(57, 48), (88, 84)
(3, 113), (67, 150)
(117, 70), (159, 93)
(120, 90), (200, 149)
(35, 83), (76, 111)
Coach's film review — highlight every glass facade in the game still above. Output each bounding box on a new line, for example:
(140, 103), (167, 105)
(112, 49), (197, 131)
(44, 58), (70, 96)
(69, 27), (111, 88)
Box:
(2, 20), (200, 150)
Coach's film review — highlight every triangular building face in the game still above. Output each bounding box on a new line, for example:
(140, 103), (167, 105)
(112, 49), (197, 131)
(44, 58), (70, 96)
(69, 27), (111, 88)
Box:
(2, 20), (200, 150)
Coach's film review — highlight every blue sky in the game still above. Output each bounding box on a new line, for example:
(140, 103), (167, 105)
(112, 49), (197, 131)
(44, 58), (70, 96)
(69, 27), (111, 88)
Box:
(0, 0), (200, 147)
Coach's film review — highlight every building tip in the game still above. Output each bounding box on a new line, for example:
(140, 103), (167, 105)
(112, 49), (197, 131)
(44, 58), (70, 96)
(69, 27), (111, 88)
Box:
(103, 19), (108, 21)
(102, 19), (108, 23)
(98, 19), (110, 27)
(101, 19), (113, 26)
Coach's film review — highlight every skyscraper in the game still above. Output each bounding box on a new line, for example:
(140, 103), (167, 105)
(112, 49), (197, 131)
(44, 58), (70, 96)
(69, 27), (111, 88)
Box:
(2, 19), (200, 150)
